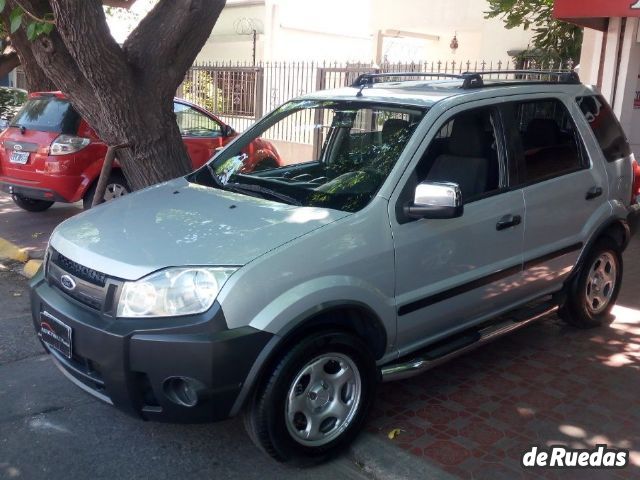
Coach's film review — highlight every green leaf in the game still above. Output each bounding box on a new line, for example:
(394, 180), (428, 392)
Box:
(0, 0), (6, 14)
(9, 7), (22, 34)
(26, 22), (37, 41)
(40, 22), (54, 35)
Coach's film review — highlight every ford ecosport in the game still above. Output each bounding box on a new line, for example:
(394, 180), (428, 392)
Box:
(30, 71), (640, 464)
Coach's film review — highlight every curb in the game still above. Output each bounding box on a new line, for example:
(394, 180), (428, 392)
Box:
(0, 236), (42, 278)
(23, 259), (43, 279)
(348, 433), (456, 480)
(0, 237), (30, 263)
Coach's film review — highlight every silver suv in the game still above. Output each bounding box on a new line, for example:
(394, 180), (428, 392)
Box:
(31, 71), (640, 464)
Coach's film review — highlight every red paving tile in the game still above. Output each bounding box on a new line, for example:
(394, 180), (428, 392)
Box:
(365, 238), (640, 478)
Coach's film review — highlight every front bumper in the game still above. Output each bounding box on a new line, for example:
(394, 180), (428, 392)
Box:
(30, 269), (273, 423)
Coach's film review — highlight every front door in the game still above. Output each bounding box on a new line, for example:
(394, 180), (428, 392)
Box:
(174, 101), (226, 169)
(390, 103), (525, 355)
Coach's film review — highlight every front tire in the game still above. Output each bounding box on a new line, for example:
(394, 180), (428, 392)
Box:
(559, 238), (623, 328)
(11, 194), (54, 212)
(244, 331), (378, 465)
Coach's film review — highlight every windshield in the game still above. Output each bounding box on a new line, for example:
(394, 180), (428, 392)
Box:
(10, 97), (80, 133)
(188, 100), (426, 212)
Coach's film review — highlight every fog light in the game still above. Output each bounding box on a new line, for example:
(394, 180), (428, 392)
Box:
(162, 377), (202, 408)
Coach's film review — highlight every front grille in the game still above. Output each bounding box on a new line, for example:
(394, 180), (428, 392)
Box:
(47, 248), (118, 312)
(52, 251), (107, 287)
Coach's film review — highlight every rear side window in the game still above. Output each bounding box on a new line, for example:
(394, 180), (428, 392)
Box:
(509, 99), (586, 185)
(10, 97), (80, 134)
(577, 95), (631, 162)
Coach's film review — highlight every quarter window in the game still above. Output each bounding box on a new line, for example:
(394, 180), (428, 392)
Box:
(577, 95), (631, 162)
(511, 99), (586, 184)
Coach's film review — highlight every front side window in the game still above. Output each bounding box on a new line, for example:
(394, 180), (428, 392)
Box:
(174, 103), (223, 137)
(577, 95), (631, 162)
(189, 100), (425, 212)
(510, 99), (586, 184)
(413, 107), (502, 203)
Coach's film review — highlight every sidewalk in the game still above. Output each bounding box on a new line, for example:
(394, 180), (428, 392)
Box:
(362, 238), (640, 479)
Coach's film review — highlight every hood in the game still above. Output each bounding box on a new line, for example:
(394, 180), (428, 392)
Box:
(50, 178), (349, 280)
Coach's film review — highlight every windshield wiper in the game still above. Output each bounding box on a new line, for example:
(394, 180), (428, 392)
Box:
(204, 163), (301, 206)
(226, 182), (302, 206)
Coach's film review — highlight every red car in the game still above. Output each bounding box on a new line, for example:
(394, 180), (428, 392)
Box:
(0, 92), (281, 211)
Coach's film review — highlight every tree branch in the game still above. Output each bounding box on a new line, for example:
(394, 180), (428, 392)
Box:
(124, 0), (225, 92)
(0, 50), (20, 78)
(13, 0), (55, 24)
(48, 0), (133, 96)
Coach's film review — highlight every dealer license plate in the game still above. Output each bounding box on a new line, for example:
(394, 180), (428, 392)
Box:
(39, 311), (72, 359)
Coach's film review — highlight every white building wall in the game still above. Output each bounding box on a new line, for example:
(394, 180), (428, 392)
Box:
(198, 0), (535, 63)
(371, 0), (535, 63)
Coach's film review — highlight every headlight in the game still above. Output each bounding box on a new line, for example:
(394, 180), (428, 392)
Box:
(117, 267), (236, 318)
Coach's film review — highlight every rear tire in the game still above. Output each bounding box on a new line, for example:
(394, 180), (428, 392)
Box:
(243, 330), (378, 465)
(83, 172), (129, 210)
(11, 194), (54, 212)
(559, 238), (622, 329)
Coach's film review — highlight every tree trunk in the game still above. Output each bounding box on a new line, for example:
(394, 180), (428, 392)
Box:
(9, 0), (225, 190)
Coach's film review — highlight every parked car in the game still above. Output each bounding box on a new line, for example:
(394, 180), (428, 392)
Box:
(30, 72), (640, 464)
(0, 86), (27, 129)
(0, 92), (281, 211)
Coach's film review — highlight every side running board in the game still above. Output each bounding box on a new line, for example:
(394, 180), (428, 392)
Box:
(381, 300), (558, 382)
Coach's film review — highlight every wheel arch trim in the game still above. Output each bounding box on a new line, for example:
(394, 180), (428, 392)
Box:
(565, 216), (630, 288)
(228, 300), (387, 417)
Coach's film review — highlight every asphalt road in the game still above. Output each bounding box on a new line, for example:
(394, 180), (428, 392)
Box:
(0, 268), (368, 480)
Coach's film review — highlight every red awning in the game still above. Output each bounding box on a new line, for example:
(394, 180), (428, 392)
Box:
(554, 0), (640, 30)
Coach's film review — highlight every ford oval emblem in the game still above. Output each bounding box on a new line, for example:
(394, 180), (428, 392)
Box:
(13, 144), (22, 151)
(60, 275), (76, 291)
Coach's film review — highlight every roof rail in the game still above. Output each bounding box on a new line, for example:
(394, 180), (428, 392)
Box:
(463, 70), (581, 84)
(351, 69), (581, 93)
(352, 72), (483, 90)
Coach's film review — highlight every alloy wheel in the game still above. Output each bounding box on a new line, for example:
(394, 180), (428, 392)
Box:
(285, 353), (362, 447)
(585, 251), (617, 315)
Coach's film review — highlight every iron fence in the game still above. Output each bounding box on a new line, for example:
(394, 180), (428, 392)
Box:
(179, 59), (575, 138)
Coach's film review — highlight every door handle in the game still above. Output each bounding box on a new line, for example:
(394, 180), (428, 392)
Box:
(496, 214), (522, 231)
(586, 186), (603, 200)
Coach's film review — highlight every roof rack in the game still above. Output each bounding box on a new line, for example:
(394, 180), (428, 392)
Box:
(351, 70), (581, 93)
(464, 70), (581, 84)
(352, 72), (483, 91)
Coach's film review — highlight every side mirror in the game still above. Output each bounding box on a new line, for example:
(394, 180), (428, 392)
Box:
(223, 125), (235, 137)
(404, 181), (463, 219)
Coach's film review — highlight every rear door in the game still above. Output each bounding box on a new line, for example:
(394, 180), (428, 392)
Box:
(500, 95), (610, 297)
(174, 101), (227, 169)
